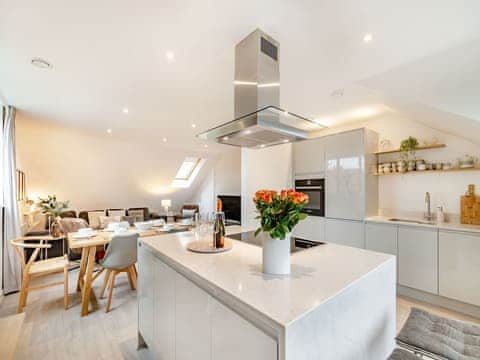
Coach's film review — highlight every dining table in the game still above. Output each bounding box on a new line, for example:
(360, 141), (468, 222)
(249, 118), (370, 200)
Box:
(68, 225), (191, 316)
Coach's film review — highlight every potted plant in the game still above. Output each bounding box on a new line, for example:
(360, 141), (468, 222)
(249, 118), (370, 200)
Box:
(253, 189), (309, 275)
(37, 195), (70, 237)
(399, 136), (419, 162)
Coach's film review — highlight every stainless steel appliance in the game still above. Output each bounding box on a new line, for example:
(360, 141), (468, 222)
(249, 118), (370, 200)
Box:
(227, 231), (324, 253)
(197, 29), (325, 148)
(295, 178), (325, 216)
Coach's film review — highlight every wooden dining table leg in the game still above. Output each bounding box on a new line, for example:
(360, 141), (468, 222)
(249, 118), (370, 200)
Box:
(80, 246), (97, 316)
(77, 247), (88, 292)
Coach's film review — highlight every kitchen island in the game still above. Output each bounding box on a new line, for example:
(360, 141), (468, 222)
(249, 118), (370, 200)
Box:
(137, 226), (396, 360)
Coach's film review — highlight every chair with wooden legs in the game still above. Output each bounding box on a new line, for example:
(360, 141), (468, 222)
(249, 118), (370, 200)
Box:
(11, 237), (69, 313)
(98, 233), (138, 312)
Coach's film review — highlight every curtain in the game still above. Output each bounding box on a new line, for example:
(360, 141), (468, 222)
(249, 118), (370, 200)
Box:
(2, 105), (21, 294)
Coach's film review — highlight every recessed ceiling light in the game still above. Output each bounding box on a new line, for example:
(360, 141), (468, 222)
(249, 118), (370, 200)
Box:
(331, 89), (344, 97)
(282, 139), (289, 143)
(260, 144), (266, 148)
(203, 144), (208, 148)
(222, 136), (229, 141)
(31, 57), (52, 69)
(244, 129), (252, 135)
(166, 51), (175, 61)
(122, 107), (129, 114)
(283, 111), (289, 115)
(106, 128), (112, 134)
(191, 124), (196, 128)
(162, 137), (167, 142)
(363, 33), (373, 43)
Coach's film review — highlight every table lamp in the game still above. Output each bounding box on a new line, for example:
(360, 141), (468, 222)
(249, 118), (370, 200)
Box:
(161, 199), (172, 215)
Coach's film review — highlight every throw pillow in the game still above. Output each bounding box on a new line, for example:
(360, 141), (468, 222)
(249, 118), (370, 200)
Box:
(127, 209), (144, 222)
(58, 218), (89, 234)
(99, 215), (121, 229)
(182, 209), (197, 217)
(108, 209), (126, 217)
(87, 211), (106, 229)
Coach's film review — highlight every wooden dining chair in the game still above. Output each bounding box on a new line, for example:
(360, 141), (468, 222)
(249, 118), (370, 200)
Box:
(11, 237), (69, 313)
(98, 233), (138, 312)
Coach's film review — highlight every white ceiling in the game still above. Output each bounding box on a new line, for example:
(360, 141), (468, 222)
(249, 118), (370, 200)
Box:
(2, 0), (480, 150)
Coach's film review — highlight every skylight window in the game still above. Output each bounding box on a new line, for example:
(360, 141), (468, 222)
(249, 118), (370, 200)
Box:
(172, 157), (205, 188)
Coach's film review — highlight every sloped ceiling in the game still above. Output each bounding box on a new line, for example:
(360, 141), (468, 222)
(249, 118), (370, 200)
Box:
(1, 0), (480, 149)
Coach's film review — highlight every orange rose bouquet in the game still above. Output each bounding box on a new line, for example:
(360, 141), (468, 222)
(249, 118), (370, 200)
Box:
(253, 189), (309, 240)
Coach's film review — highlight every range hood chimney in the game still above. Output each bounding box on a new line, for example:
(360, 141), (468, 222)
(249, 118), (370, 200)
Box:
(198, 29), (324, 148)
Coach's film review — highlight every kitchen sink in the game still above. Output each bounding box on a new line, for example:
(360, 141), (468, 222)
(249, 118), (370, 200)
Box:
(388, 218), (435, 225)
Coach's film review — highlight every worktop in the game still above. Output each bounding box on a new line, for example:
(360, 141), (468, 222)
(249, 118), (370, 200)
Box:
(138, 226), (396, 360)
(366, 215), (480, 234)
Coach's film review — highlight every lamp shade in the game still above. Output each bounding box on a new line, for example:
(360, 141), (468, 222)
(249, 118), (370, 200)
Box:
(161, 199), (172, 207)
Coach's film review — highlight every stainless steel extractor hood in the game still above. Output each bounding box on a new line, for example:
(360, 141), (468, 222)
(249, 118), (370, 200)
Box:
(197, 29), (325, 148)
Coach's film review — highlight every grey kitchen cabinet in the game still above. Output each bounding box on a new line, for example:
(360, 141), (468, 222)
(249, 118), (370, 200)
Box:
(439, 230), (480, 307)
(365, 223), (397, 256)
(138, 243), (155, 347)
(325, 218), (365, 249)
(292, 216), (325, 241)
(398, 226), (438, 294)
(293, 137), (325, 176)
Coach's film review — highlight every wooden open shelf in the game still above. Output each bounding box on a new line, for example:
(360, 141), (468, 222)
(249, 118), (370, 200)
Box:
(374, 143), (446, 155)
(375, 167), (480, 176)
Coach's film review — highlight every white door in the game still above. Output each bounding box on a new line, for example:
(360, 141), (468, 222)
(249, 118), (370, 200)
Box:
(175, 273), (211, 360)
(365, 223), (397, 256)
(293, 137), (325, 175)
(439, 230), (480, 306)
(153, 260), (176, 360)
(292, 216), (325, 241)
(325, 129), (365, 220)
(138, 243), (155, 346)
(325, 218), (365, 249)
(398, 226), (438, 294)
(211, 298), (277, 360)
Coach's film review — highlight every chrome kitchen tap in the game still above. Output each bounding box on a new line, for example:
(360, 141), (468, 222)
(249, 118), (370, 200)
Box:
(424, 192), (433, 221)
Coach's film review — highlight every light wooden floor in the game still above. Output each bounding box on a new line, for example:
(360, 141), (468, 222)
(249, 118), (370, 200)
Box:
(0, 268), (478, 360)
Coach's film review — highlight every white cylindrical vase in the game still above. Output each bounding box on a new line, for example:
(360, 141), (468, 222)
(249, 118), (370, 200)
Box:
(262, 232), (291, 275)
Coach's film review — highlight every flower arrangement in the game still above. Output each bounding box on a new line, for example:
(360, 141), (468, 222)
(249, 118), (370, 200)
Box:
(253, 189), (309, 240)
(37, 195), (69, 217)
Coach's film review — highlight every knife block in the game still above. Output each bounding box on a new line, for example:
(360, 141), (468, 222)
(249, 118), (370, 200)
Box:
(461, 184), (480, 225)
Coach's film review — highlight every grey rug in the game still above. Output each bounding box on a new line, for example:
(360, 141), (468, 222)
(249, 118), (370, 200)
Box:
(396, 308), (480, 360)
(388, 348), (420, 360)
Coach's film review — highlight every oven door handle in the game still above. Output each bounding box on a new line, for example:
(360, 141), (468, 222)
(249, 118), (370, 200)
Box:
(295, 186), (323, 190)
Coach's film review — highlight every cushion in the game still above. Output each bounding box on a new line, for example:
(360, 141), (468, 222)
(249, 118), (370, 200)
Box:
(87, 211), (105, 229)
(127, 209), (144, 222)
(388, 349), (418, 360)
(58, 218), (88, 234)
(397, 308), (480, 360)
(99, 215), (121, 229)
(182, 209), (197, 217)
(108, 209), (126, 217)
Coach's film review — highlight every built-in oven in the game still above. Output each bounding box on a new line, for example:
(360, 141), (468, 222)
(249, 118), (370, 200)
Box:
(294, 178), (325, 216)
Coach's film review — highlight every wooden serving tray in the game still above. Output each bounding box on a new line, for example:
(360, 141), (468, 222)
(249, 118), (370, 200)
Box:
(187, 240), (232, 254)
(461, 185), (480, 225)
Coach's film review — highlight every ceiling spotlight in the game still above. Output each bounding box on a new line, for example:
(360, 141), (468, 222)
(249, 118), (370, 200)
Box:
(244, 129), (252, 135)
(363, 33), (373, 43)
(106, 128), (112, 134)
(31, 57), (52, 69)
(162, 137), (167, 142)
(282, 139), (289, 143)
(222, 136), (229, 141)
(203, 144), (208, 148)
(260, 144), (266, 148)
(122, 107), (129, 114)
(166, 51), (175, 61)
(283, 111), (289, 115)
(191, 124), (196, 128)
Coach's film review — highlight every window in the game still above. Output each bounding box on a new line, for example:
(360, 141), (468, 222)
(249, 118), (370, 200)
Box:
(171, 157), (205, 188)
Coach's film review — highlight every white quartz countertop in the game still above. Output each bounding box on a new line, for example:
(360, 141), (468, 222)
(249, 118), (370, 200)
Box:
(141, 226), (394, 328)
(365, 215), (480, 234)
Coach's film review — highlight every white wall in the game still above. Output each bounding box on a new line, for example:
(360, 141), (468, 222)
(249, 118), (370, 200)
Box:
(15, 112), (217, 213)
(241, 144), (293, 229)
(189, 149), (241, 215)
(317, 114), (480, 216)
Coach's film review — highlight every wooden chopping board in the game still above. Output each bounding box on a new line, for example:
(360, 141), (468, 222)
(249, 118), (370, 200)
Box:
(461, 184), (480, 225)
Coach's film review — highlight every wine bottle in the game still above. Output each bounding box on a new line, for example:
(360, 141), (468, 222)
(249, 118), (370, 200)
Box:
(213, 212), (225, 248)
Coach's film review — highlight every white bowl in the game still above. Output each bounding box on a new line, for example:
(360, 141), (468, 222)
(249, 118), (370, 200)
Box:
(78, 227), (94, 235)
(135, 221), (152, 231)
(163, 224), (173, 231)
(152, 219), (165, 227)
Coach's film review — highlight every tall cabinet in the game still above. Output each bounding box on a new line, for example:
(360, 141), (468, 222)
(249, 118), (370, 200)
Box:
(324, 128), (378, 248)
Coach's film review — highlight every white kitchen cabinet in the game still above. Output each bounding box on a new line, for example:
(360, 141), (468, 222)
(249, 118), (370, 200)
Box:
(138, 243), (155, 347)
(293, 137), (325, 175)
(153, 260), (176, 360)
(211, 298), (277, 360)
(439, 230), (480, 307)
(365, 223), (397, 256)
(175, 273), (212, 360)
(325, 128), (378, 220)
(398, 226), (438, 294)
(292, 216), (325, 241)
(325, 218), (365, 249)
